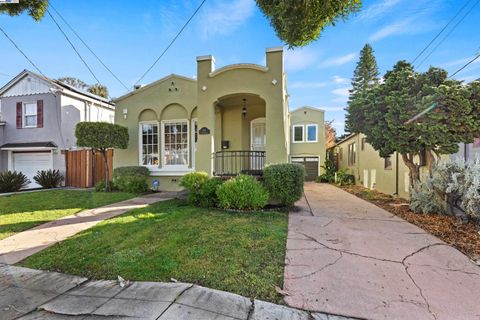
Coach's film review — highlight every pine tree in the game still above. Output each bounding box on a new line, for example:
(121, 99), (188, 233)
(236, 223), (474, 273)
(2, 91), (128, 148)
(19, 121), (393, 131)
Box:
(345, 44), (379, 133)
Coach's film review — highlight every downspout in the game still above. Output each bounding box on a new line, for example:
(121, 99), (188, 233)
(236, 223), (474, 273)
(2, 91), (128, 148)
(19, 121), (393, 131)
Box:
(395, 151), (399, 196)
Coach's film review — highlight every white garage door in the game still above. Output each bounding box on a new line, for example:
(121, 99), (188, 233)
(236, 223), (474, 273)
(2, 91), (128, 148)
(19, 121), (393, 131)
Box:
(13, 152), (52, 189)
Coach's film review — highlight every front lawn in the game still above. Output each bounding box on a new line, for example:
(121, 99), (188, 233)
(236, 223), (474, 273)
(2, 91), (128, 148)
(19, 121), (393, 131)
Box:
(0, 190), (135, 240)
(21, 199), (288, 303)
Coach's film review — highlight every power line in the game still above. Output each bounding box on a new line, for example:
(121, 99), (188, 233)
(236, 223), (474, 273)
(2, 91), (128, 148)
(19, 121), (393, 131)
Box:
(46, 9), (102, 86)
(411, 0), (473, 65)
(416, 0), (480, 69)
(134, 0), (207, 88)
(449, 52), (480, 78)
(48, 3), (129, 91)
(0, 26), (46, 77)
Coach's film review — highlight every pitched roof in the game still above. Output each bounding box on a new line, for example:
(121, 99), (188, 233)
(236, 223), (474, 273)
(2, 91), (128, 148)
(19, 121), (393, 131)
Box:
(0, 141), (58, 149)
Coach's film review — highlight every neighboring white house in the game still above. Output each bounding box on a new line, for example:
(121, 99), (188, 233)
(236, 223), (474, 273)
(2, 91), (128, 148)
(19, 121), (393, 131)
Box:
(0, 70), (115, 188)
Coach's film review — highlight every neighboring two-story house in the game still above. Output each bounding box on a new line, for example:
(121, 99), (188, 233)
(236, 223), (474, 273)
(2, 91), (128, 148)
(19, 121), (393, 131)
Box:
(0, 70), (115, 188)
(113, 47), (326, 191)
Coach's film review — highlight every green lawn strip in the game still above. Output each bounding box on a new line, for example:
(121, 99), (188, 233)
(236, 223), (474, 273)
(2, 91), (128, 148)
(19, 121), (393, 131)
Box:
(0, 190), (136, 240)
(21, 199), (288, 303)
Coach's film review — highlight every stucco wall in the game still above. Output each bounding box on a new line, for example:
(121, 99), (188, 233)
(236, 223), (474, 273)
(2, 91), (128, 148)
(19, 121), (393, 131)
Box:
(289, 107), (326, 174)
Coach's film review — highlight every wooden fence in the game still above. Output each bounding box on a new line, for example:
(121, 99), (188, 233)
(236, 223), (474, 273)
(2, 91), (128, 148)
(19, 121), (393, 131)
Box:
(64, 149), (113, 188)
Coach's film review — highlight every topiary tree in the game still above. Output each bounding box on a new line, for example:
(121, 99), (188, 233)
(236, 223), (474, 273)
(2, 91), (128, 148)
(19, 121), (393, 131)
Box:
(347, 61), (480, 187)
(256, 0), (361, 47)
(75, 122), (129, 191)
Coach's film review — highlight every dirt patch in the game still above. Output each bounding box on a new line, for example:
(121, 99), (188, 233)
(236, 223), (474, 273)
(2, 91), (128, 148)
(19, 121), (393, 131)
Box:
(340, 184), (480, 261)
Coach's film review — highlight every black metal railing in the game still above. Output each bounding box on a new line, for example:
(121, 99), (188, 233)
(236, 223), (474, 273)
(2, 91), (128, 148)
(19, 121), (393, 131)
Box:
(213, 150), (266, 177)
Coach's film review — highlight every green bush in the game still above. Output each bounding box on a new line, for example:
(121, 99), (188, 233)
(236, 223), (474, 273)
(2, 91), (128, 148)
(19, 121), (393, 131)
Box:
(217, 175), (269, 210)
(0, 171), (30, 193)
(180, 171), (210, 205)
(335, 169), (355, 186)
(316, 173), (334, 183)
(318, 157), (336, 183)
(263, 163), (305, 206)
(33, 170), (64, 189)
(197, 178), (224, 208)
(113, 166), (149, 193)
(94, 179), (117, 192)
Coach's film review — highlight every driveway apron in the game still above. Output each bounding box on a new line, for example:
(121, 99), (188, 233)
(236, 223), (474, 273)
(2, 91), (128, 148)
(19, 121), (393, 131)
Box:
(284, 183), (480, 320)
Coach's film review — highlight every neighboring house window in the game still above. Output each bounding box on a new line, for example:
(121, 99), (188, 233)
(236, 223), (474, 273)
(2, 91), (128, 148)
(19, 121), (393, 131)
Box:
(23, 102), (37, 128)
(162, 120), (189, 167)
(384, 156), (392, 170)
(139, 122), (159, 166)
(306, 124), (318, 142)
(361, 138), (366, 151)
(293, 125), (304, 142)
(348, 143), (356, 166)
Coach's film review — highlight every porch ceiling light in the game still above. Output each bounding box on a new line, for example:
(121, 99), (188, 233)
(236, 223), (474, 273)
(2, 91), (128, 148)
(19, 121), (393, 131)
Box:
(242, 98), (247, 118)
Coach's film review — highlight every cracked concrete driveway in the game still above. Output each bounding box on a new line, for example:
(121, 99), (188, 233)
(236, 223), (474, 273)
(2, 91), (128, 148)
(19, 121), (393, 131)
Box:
(284, 183), (480, 320)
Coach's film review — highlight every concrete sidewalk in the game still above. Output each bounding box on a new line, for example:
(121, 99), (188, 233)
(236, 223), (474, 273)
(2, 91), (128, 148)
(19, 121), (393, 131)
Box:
(284, 183), (480, 320)
(0, 192), (176, 265)
(0, 264), (344, 320)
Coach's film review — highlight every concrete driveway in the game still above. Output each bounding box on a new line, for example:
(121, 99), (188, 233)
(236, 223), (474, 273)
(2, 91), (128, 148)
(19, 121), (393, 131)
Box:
(284, 183), (480, 320)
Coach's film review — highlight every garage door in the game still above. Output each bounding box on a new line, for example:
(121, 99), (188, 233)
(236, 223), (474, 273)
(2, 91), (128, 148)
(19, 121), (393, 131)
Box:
(13, 152), (52, 189)
(291, 157), (319, 181)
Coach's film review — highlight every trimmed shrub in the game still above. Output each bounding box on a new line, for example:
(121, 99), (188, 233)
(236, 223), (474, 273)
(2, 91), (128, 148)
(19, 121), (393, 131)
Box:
(217, 175), (269, 210)
(197, 177), (224, 208)
(0, 171), (30, 193)
(95, 179), (117, 192)
(180, 171), (209, 205)
(263, 163), (305, 206)
(113, 166), (149, 193)
(33, 170), (64, 189)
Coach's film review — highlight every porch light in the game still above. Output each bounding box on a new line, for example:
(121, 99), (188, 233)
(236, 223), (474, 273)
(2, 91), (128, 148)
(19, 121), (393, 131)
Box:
(242, 98), (247, 118)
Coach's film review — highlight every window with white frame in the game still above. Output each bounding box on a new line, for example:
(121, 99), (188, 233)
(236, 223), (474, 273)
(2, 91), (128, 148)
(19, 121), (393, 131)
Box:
(293, 125), (304, 142)
(306, 124), (318, 142)
(163, 120), (189, 167)
(139, 122), (159, 166)
(348, 142), (356, 166)
(23, 102), (37, 128)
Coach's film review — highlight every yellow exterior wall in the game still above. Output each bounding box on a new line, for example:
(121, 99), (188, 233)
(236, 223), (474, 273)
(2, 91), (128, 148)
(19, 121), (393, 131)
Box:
(334, 133), (411, 199)
(289, 107), (326, 174)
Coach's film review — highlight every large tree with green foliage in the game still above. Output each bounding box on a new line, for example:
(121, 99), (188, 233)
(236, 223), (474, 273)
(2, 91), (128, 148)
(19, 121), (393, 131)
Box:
(345, 44), (379, 133)
(351, 61), (480, 187)
(0, 0), (48, 21)
(75, 122), (129, 191)
(57, 77), (89, 90)
(256, 0), (361, 47)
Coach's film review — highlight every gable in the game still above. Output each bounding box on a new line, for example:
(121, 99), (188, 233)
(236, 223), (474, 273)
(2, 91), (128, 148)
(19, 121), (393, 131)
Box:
(1, 74), (53, 97)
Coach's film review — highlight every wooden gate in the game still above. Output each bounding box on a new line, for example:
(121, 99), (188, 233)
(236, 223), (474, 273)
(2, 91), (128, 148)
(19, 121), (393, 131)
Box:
(65, 149), (113, 188)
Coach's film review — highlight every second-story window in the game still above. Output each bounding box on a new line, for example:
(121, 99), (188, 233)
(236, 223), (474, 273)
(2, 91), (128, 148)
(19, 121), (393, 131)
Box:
(306, 124), (318, 142)
(23, 102), (37, 128)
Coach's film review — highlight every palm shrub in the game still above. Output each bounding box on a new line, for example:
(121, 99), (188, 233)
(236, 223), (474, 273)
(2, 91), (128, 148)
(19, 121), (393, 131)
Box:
(217, 174), (269, 210)
(263, 163), (305, 206)
(112, 166), (149, 193)
(33, 170), (64, 188)
(0, 171), (29, 193)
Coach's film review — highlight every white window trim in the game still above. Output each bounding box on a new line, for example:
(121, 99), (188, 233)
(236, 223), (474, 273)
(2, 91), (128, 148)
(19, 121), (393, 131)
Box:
(138, 121), (160, 169)
(292, 125), (304, 143)
(161, 119), (190, 170)
(305, 124), (318, 143)
(23, 101), (38, 128)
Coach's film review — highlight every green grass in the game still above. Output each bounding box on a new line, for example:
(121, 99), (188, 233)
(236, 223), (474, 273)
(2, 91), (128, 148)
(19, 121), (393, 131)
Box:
(21, 200), (288, 303)
(0, 190), (136, 240)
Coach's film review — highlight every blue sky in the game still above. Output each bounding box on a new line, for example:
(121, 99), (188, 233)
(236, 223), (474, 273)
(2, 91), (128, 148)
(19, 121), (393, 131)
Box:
(1, 0), (479, 134)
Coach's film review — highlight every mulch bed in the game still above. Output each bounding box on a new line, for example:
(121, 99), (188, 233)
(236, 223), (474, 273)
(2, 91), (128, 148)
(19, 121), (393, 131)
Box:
(340, 184), (480, 261)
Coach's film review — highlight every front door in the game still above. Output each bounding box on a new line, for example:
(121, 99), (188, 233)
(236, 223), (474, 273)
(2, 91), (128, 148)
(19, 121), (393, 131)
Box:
(250, 118), (266, 151)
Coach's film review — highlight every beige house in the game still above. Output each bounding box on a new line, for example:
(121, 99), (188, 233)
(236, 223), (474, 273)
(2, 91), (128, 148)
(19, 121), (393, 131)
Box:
(114, 47), (326, 190)
(333, 133), (411, 199)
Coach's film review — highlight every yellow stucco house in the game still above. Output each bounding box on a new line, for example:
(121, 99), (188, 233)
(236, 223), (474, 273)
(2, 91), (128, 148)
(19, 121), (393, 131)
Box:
(113, 47), (326, 190)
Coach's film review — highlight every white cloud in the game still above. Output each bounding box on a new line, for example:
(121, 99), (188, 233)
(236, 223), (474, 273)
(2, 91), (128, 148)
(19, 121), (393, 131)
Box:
(332, 87), (350, 97)
(285, 48), (319, 72)
(356, 0), (402, 21)
(332, 121), (345, 129)
(200, 0), (255, 38)
(333, 75), (349, 84)
(320, 106), (346, 112)
(319, 53), (356, 69)
(442, 56), (480, 68)
(369, 18), (413, 42)
(290, 81), (327, 89)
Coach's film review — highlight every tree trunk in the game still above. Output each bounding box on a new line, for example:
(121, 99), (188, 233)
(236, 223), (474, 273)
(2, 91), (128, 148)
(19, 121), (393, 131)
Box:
(101, 149), (110, 192)
(425, 149), (437, 177)
(401, 152), (420, 189)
